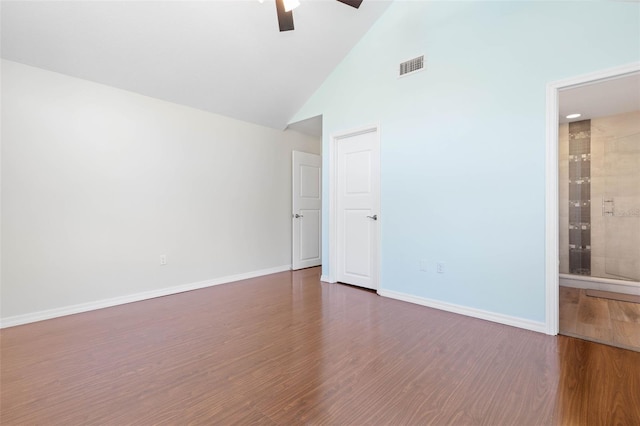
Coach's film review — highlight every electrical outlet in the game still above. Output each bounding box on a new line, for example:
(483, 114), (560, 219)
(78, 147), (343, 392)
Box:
(160, 255), (167, 266)
(436, 262), (445, 274)
(419, 260), (429, 272)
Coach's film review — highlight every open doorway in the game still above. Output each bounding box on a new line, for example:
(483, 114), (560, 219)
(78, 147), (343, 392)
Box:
(547, 64), (640, 350)
(288, 115), (323, 271)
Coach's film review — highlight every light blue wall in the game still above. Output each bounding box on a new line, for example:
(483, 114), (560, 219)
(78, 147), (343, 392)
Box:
(291, 1), (640, 322)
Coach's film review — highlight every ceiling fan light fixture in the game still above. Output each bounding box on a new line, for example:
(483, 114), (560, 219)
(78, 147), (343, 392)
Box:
(275, 0), (363, 32)
(283, 0), (300, 12)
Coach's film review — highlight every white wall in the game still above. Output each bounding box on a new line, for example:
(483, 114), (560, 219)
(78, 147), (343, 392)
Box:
(1, 60), (320, 322)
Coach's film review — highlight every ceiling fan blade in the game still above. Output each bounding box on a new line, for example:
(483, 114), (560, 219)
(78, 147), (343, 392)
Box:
(276, 0), (295, 32)
(336, 0), (363, 8)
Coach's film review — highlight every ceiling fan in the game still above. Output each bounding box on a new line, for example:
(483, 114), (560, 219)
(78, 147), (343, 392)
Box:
(274, 0), (363, 32)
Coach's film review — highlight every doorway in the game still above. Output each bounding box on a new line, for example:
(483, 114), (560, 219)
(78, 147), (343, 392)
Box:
(545, 62), (640, 343)
(328, 125), (380, 290)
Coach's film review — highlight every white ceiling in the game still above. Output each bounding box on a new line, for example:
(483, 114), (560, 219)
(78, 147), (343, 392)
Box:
(1, 0), (392, 130)
(286, 114), (322, 137)
(559, 72), (640, 124)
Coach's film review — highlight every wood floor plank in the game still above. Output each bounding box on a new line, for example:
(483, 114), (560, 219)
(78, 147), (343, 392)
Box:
(560, 285), (580, 305)
(559, 285), (580, 334)
(560, 286), (640, 351)
(2, 269), (640, 425)
(554, 338), (640, 425)
(559, 300), (578, 334)
(609, 299), (640, 324)
(577, 289), (612, 326)
(612, 320), (640, 348)
(576, 289), (613, 341)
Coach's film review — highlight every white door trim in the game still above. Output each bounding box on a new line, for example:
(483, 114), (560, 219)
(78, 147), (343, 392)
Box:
(544, 62), (640, 336)
(328, 124), (381, 286)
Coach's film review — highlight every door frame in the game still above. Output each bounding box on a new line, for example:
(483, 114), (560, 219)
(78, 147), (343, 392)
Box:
(327, 124), (381, 287)
(544, 62), (640, 335)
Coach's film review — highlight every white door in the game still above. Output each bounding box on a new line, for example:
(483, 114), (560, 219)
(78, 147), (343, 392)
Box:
(336, 129), (380, 289)
(292, 151), (322, 270)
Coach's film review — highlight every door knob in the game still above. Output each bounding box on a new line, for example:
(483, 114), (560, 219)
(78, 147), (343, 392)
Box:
(294, 213), (304, 218)
(366, 214), (378, 220)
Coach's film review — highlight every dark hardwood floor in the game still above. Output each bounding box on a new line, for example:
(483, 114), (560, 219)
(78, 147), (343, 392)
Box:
(2, 267), (639, 425)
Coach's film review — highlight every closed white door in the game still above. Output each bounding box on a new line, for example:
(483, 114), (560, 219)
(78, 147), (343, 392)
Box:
(292, 151), (322, 270)
(336, 129), (380, 289)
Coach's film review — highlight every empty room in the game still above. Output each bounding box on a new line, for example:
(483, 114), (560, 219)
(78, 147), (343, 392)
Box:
(1, 0), (639, 424)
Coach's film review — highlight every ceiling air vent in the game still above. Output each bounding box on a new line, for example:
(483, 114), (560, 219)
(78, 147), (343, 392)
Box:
(399, 55), (424, 77)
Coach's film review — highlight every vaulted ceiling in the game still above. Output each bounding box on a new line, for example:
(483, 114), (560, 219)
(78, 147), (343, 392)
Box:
(1, 0), (392, 130)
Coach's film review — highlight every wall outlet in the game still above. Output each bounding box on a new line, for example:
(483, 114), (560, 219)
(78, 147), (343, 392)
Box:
(436, 262), (445, 274)
(160, 255), (167, 266)
(419, 260), (429, 272)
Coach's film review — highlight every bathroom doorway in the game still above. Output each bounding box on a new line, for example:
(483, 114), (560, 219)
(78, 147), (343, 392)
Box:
(556, 70), (640, 351)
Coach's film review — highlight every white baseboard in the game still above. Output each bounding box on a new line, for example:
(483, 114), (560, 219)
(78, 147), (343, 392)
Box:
(560, 274), (640, 296)
(320, 275), (333, 283)
(377, 289), (547, 334)
(0, 264), (291, 329)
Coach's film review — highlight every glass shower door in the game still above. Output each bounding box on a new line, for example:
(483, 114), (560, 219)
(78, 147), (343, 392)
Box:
(603, 131), (640, 281)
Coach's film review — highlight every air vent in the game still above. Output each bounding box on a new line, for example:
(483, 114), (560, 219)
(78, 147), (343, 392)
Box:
(399, 55), (424, 77)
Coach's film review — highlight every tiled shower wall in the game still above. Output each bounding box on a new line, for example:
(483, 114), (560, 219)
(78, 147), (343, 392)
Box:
(559, 110), (640, 280)
(568, 120), (591, 275)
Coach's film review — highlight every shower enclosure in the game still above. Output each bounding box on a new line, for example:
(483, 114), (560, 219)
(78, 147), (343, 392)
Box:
(559, 110), (640, 286)
(602, 130), (640, 281)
